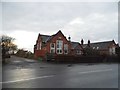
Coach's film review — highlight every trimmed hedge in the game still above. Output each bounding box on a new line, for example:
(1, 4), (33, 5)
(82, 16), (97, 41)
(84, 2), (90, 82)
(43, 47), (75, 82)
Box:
(54, 55), (118, 63)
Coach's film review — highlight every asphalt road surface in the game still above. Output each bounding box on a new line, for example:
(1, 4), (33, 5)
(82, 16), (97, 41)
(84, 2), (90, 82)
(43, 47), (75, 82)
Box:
(2, 56), (118, 88)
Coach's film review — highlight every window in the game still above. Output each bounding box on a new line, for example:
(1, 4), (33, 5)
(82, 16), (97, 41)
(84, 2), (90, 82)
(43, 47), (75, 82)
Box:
(64, 44), (68, 54)
(51, 49), (55, 53)
(109, 48), (112, 55)
(51, 43), (55, 48)
(76, 50), (81, 54)
(96, 47), (99, 50)
(109, 47), (116, 55)
(37, 42), (41, 50)
(37, 44), (39, 50)
(93, 47), (95, 49)
(50, 43), (55, 53)
(57, 50), (59, 53)
(39, 42), (41, 50)
(112, 47), (115, 54)
(56, 40), (63, 54)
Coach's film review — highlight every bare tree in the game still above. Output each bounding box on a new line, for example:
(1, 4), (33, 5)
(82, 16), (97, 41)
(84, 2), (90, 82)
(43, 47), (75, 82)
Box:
(0, 35), (17, 63)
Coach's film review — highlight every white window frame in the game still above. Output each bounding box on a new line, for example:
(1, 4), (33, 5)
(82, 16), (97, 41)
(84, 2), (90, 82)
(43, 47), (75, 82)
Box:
(39, 42), (41, 50)
(56, 40), (63, 54)
(96, 47), (99, 50)
(109, 48), (112, 55)
(37, 44), (39, 50)
(37, 42), (41, 50)
(50, 43), (55, 53)
(93, 47), (95, 49)
(64, 44), (68, 54)
(112, 47), (116, 54)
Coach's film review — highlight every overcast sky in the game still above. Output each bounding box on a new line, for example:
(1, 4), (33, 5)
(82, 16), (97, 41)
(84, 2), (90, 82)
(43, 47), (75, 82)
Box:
(1, 0), (119, 52)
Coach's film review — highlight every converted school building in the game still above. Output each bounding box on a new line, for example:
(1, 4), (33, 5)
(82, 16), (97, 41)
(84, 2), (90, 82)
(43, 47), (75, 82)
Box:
(34, 30), (119, 60)
(34, 30), (83, 59)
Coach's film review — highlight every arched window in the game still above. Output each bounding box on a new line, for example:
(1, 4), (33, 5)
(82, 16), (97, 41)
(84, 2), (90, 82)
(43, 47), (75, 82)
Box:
(64, 44), (68, 54)
(50, 43), (55, 53)
(56, 40), (63, 54)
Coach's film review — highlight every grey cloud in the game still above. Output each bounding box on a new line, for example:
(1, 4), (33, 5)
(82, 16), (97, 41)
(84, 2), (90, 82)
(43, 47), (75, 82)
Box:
(2, 2), (118, 51)
(3, 2), (118, 32)
(0, 3), (2, 35)
(63, 11), (118, 43)
(1, 0), (119, 2)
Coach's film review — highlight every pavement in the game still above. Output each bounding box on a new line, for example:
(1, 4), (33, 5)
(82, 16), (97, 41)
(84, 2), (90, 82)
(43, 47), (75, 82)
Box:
(1, 56), (118, 88)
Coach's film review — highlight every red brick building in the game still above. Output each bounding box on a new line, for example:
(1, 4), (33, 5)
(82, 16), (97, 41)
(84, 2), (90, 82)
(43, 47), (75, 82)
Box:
(34, 30), (83, 59)
(82, 40), (119, 56)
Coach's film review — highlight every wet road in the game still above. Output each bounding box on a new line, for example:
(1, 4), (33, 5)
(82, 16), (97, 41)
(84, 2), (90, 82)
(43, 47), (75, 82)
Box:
(2, 56), (118, 88)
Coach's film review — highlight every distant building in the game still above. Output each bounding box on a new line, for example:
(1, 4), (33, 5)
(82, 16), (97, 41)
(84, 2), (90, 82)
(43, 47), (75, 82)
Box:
(71, 42), (83, 55)
(34, 30), (83, 59)
(82, 40), (119, 56)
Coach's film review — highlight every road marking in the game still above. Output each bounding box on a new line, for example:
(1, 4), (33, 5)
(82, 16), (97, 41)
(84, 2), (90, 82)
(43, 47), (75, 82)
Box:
(78, 69), (113, 74)
(1, 75), (55, 84)
(1, 69), (113, 84)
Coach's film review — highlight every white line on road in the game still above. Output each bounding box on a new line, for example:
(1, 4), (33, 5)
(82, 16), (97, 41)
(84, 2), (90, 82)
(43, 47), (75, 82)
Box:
(1, 69), (113, 84)
(78, 69), (113, 74)
(1, 75), (55, 84)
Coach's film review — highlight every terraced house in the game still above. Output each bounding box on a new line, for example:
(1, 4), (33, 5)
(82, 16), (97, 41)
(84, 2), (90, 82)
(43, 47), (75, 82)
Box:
(34, 30), (83, 59)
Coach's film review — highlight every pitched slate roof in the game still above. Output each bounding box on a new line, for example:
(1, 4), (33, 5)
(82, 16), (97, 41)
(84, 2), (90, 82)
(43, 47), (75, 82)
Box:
(82, 40), (116, 50)
(40, 34), (51, 42)
(71, 42), (81, 49)
(39, 30), (66, 43)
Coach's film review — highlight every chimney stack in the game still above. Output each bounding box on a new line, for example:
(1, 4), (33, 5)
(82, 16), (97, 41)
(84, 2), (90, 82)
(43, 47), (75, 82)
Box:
(68, 35), (71, 42)
(81, 39), (84, 45)
(88, 40), (90, 47)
